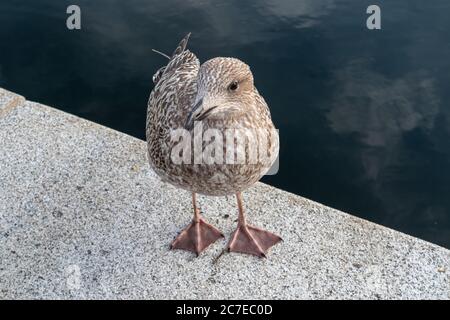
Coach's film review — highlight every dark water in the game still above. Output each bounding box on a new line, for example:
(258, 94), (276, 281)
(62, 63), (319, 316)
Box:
(1, 0), (450, 248)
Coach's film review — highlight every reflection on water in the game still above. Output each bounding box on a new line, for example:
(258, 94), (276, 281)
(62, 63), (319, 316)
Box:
(1, 0), (450, 247)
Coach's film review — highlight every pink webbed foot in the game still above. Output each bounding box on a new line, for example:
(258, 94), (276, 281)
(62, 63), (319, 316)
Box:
(171, 217), (224, 256)
(227, 224), (282, 257)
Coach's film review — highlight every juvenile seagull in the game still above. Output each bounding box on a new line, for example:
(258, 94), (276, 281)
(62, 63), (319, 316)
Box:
(146, 33), (281, 257)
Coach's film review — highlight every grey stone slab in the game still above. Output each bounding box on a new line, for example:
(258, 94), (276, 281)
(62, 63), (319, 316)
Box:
(0, 88), (25, 118)
(0, 96), (449, 299)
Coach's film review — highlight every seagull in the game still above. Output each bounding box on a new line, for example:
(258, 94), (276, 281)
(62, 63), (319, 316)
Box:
(146, 33), (281, 257)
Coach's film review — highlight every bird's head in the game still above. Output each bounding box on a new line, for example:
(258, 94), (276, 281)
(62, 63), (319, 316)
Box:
(185, 57), (257, 130)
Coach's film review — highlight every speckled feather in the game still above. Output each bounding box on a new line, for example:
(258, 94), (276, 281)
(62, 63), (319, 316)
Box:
(146, 34), (279, 196)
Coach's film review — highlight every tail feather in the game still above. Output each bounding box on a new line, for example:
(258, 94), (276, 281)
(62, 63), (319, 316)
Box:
(171, 32), (191, 58)
(152, 33), (192, 85)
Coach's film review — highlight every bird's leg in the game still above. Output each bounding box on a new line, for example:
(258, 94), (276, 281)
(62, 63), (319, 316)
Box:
(227, 192), (282, 257)
(170, 193), (224, 256)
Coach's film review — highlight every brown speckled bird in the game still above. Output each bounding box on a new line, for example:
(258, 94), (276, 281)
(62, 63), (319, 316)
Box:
(146, 33), (281, 257)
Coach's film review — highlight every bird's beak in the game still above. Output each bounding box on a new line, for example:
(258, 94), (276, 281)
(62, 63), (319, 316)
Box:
(184, 98), (203, 130)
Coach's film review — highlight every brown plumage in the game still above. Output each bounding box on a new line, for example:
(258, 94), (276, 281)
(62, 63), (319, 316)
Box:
(146, 34), (281, 257)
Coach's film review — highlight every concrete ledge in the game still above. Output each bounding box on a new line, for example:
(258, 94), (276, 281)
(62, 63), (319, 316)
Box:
(0, 88), (449, 299)
(0, 88), (25, 118)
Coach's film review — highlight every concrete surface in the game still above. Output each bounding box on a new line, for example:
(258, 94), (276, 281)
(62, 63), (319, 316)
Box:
(0, 87), (449, 299)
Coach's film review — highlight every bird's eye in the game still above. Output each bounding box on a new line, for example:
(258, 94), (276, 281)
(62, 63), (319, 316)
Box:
(228, 81), (239, 91)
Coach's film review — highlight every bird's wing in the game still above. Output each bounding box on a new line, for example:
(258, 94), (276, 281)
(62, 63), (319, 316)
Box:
(163, 49), (200, 82)
(152, 33), (195, 85)
(150, 49), (200, 107)
(148, 48), (200, 133)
